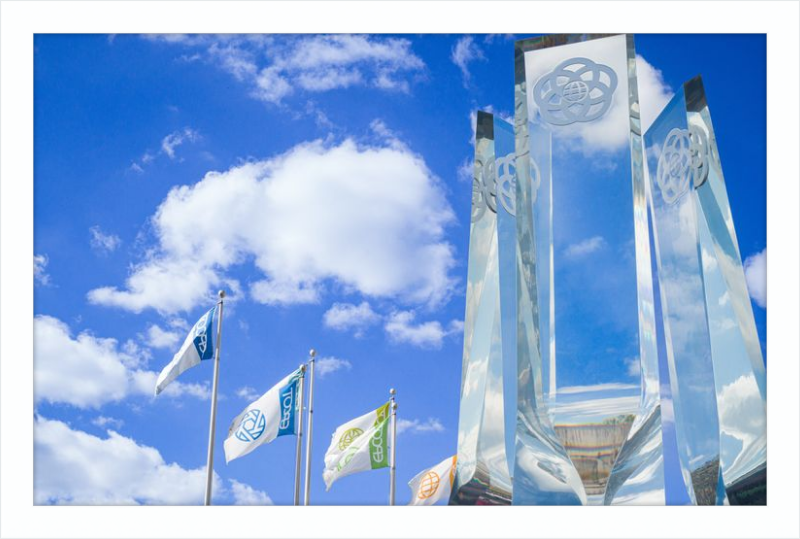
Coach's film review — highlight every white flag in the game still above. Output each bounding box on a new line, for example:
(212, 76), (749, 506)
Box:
(224, 368), (303, 464)
(323, 401), (391, 490)
(154, 306), (216, 396)
(407, 455), (457, 506)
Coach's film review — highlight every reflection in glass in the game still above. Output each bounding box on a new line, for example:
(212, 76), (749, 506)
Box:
(645, 76), (766, 505)
(451, 111), (515, 505)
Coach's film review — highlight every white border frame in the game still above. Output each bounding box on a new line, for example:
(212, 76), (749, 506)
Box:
(2, 1), (798, 538)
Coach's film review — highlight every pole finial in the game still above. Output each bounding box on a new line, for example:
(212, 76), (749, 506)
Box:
(309, 348), (316, 358)
(218, 290), (226, 299)
(390, 388), (396, 396)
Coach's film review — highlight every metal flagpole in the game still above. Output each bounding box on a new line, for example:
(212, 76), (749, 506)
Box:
(203, 290), (225, 506)
(302, 349), (316, 506)
(293, 365), (306, 506)
(389, 388), (397, 506)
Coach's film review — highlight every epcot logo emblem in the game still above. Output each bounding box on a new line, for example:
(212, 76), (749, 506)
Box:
(472, 152), (531, 220)
(533, 57), (618, 126)
(656, 126), (709, 204)
(234, 409), (266, 443)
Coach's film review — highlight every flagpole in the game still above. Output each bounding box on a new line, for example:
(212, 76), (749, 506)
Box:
(203, 290), (225, 506)
(293, 365), (306, 506)
(389, 388), (397, 506)
(303, 349), (316, 506)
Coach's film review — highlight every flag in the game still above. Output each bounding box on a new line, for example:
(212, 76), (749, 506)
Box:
(323, 401), (391, 490)
(407, 455), (457, 506)
(154, 306), (216, 396)
(224, 368), (303, 464)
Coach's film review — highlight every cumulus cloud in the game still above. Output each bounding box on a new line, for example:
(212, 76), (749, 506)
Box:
(384, 311), (462, 349)
(396, 417), (445, 435)
(235, 386), (260, 402)
(229, 479), (273, 505)
(34, 315), (209, 408)
(564, 236), (606, 258)
(34, 416), (267, 505)
(451, 36), (485, 86)
(89, 226), (122, 254)
(34, 254), (51, 286)
(91, 416), (124, 430)
(636, 55), (673, 133)
(144, 34), (426, 105)
(144, 324), (182, 350)
(315, 356), (352, 378)
(743, 248), (766, 308)
(88, 138), (457, 315)
(323, 301), (380, 337)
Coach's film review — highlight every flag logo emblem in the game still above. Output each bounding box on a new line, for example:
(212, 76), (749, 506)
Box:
(234, 409), (266, 442)
(338, 428), (363, 451)
(418, 471), (440, 499)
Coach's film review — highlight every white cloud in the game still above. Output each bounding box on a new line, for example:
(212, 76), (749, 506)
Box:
(146, 35), (425, 105)
(384, 310), (461, 349)
(625, 357), (641, 378)
(451, 36), (485, 86)
(396, 417), (445, 435)
(89, 226), (122, 254)
(636, 55), (674, 134)
(88, 138), (457, 315)
(91, 416), (124, 430)
(161, 127), (200, 160)
(564, 236), (606, 258)
(457, 157), (473, 183)
(315, 356), (352, 378)
(35, 416), (263, 505)
(34, 315), (209, 408)
(144, 324), (182, 350)
(743, 248), (766, 308)
(34, 254), (51, 286)
(229, 479), (273, 505)
(235, 386), (260, 402)
(323, 301), (380, 336)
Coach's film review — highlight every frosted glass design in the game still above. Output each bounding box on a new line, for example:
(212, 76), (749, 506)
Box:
(515, 34), (662, 505)
(451, 111), (516, 505)
(645, 76), (766, 505)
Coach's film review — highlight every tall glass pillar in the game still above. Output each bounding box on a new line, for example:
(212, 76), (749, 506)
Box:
(644, 76), (766, 505)
(451, 111), (517, 505)
(514, 34), (662, 504)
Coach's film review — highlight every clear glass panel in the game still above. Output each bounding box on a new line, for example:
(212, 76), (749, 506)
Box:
(515, 34), (663, 505)
(451, 111), (515, 505)
(644, 80), (724, 505)
(686, 77), (766, 504)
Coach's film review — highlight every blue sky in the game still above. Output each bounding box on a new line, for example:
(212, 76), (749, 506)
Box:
(33, 34), (765, 506)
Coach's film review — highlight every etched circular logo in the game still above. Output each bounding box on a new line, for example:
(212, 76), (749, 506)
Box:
(471, 160), (497, 222)
(495, 153), (517, 216)
(656, 126), (709, 204)
(533, 57), (618, 126)
(234, 409), (266, 442)
(338, 427), (364, 451)
(417, 471), (440, 499)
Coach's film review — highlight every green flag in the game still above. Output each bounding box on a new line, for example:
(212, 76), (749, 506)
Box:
(323, 402), (391, 490)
